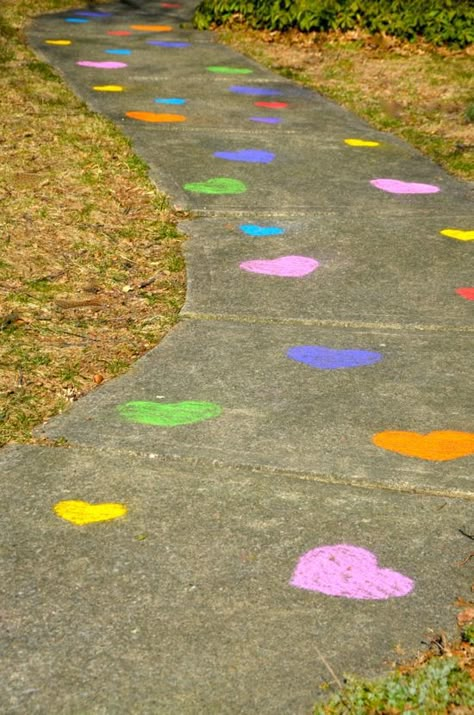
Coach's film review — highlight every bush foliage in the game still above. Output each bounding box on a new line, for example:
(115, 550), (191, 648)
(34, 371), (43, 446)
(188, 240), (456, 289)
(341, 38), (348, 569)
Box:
(193, 0), (474, 47)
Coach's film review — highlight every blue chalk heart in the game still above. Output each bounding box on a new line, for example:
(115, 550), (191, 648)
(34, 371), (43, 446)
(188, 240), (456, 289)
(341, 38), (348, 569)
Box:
(287, 346), (383, 370)
(214, 149), (275, 164)
(105, 49), (131, 55)
(155, 98), (186, 105)
(239, 224), (284, 237)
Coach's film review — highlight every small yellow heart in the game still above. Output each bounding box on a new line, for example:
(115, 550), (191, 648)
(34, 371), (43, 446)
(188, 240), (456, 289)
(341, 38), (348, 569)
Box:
(344, 138), (380, 147)
(54, 500), (127, 526)
(45, 40), (72, 45)
(440, 229), (474, 241)
(93, 85), (124, 92)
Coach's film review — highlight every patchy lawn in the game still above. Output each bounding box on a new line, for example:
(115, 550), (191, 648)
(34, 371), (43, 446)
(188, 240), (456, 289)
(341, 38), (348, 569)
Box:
(0, 0), (186, 445)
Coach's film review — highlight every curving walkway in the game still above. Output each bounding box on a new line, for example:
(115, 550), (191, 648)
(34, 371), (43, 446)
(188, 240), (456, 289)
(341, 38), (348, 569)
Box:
(1, 1), (473, 712)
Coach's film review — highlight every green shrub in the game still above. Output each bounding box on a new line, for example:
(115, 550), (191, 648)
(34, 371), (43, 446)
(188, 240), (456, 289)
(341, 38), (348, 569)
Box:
(193, 0), (474, 48)
(313, 656), (474, 714)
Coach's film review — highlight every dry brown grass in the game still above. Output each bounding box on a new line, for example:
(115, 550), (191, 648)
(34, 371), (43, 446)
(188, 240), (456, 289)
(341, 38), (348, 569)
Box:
(216, 22), (474, 180)
(0, 0), (186, 445)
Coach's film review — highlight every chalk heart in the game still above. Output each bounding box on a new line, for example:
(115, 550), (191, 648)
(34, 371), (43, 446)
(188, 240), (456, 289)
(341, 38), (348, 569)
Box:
(240, 255), (319, 277)
(456, 287), (474, 301)
(117, 400), (222, 427)
(290, 544), (414, 600)
(54, 500), (127, 526)
(440, 229), (474, 242)
(184, 177), (247, 195)
(371, 178), (440, 194)
(287, 345), (382, 370)
(373, 430), (474, 462)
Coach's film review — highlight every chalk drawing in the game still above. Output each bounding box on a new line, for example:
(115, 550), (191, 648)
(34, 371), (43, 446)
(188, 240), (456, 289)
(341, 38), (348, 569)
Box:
(240, 256), (319, 277)
(239, 224), (284, 237)
(45, 40), (71, 45)
(290, 544), (414, 600)
(74, 11), (112, 16)
(287, 345), (382, 370)
(184, 177), (247, 194)
(213, 149), (275, 164)
(125, 111), (185, 122)
(147, 40), (190, 47)
(249, 117), (282, 124)
(105, 49), (131, 55)
(154, 98), (186, 105)
(131, 25), (173, 31)
(345, 138), (380, 147)
(440, 229), (474, 242)
(254, 101), (288, 109)
(207, 66), (252, 74)
(456, 287), (474, 300)
(94, 85), (124, 92)
(66, 18), (88, 23)
(161, 2), (181, 6)
(117, 400), (222, 427)
(229, 85), (282, 96)
(54, 500), (127, 526)
(77, 61), (127, 69)
(108, 30), (132, 36)
(372, 430), (474, 461)
(370, 179), (440, 194)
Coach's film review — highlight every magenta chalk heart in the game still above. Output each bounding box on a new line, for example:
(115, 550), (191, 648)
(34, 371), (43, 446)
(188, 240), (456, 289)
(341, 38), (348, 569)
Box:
(239, 255), (319, 277)
(290, 544), (414, 600)
(370, 178), (440, 194)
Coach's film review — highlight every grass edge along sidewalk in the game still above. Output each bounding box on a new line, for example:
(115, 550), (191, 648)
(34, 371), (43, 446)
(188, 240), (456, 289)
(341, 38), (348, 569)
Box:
(0, 0), (187, 447)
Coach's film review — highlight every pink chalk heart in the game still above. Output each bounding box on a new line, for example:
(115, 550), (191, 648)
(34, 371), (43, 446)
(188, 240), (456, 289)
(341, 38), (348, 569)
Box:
(290, 544), (414, 600)
(76, 60), (127, 69)
(370, 178), (440, 194)
(239, 255), (319, 277)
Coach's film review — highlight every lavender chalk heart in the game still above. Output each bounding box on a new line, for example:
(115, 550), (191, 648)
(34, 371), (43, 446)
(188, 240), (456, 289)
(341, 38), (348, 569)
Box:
(240, 255), (319, 277)
(77, 60), (127, 69)
(370, 178), (440, 194)
(214, 149), (275, 164)
(287, 345), (382, 370)
(290, 544), (414, 600)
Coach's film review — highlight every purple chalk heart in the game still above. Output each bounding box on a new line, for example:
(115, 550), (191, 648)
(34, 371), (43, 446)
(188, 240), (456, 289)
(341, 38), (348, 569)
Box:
(370, 178), (440, 194)
(240, 255), (319, 277)
(287, 345), (382, 369)
(77, 61), (127, 69)
(249, 116), (282, 124)
(229, 85), (282, 96)
(290, 544), (414, 600)
(214, 149), (275, 164)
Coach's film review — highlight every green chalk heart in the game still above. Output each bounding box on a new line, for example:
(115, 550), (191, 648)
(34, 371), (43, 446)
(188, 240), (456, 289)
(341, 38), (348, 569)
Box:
(207, 66), (253, 74)
(183, 177), (247, 195)
(117, 400), (222, 427)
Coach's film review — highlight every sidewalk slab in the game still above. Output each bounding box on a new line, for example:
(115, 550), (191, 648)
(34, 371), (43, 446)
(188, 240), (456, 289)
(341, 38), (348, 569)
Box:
(1, 444), (472, 714)
(37, 319), (473, 497)
(180, 214), (474, 327)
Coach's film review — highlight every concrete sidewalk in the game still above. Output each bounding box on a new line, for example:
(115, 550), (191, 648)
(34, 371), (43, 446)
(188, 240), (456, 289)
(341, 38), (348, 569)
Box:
(2, 1), (472, 712)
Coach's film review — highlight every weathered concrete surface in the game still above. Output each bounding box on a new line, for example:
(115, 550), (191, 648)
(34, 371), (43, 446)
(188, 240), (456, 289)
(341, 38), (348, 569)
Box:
(2, 0), (471, 712)
(1, 445), (472, 715)
(37, 319), (473, 498)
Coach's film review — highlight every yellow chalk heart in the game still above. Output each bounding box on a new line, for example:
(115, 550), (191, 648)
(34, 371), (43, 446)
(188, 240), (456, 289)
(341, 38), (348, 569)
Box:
(93, 85), (124, 92)
(45, 40), (72, 45)
(440, 229), (474, 242)
(344, 138), (380, 147)
(54, 500), (127, 526)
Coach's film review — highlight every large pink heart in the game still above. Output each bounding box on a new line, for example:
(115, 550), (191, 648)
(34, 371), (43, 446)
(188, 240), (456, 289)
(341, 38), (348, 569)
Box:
(239, 255), (319, 277)
(290, 544), (414, 600)
(370, 178), (440, 194)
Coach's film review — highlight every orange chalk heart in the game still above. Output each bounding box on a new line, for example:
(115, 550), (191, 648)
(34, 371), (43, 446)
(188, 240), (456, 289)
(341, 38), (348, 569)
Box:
(126, 111), (185, 123)
(372, 430), (474, 462)
(54, 500), (127, 525)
